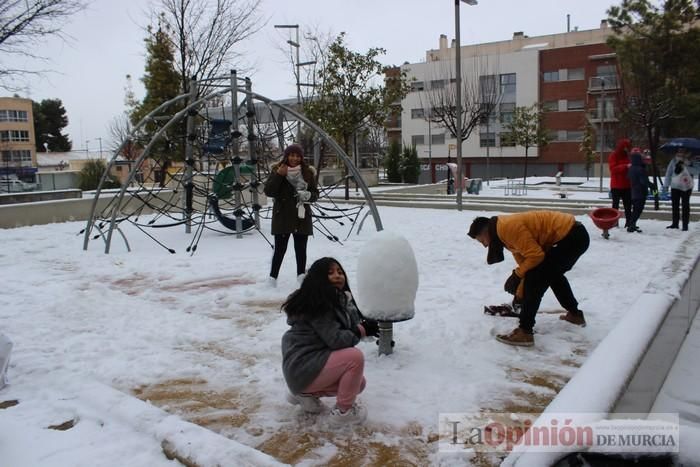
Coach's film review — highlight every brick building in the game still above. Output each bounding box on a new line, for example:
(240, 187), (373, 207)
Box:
(395, 22), (623, 182)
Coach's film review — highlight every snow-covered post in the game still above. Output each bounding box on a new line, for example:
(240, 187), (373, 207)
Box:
(356, 232), (419, 355)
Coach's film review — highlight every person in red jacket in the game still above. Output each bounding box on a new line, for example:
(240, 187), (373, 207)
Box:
(608, 138), (633, 228)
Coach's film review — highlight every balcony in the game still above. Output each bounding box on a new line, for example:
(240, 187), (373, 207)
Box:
(588, 108), (619, 123)
(588, 76), (621, 92)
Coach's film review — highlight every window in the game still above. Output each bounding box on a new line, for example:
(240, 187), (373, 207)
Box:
(543, 71), (559, 82)
(480, 132), (496, 147)
(567, 100), (585, 111)
(500, 102), (515, 124)
(567, 68), (584, 80)
(430, 79), (446, 89)
(479, 75), (497, 100)
(410, 81), (425, 92)
(411, 135), (425, 145)
(596, 65), (618, 87)
(0, 110), (28, 122)
(499, 133), (515, 147)
(431, 133), (445, 145)
(500, 73), (516, 102)
(411, 108), (425, 119)
(1, 150), (31, 162)
(566, 130), (584, 141)
(0, 130), (30, 142)
(542, 101), (558, 112)
(479, 103), (497, 124)
(594, 97), (616, 119)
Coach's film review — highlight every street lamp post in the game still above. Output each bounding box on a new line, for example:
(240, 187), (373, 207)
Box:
(598, 77), (606, 193)
(454, 0), (478, 210)
(274, 24), (302, 140)
(425, 108), (433, 183)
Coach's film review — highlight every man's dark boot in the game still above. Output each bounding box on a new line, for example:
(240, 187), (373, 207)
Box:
(560, 310), (586, 327)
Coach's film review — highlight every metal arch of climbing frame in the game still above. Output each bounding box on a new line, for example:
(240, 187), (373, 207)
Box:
(83, 93), (191, 251)
(91, 80), (383, 254)
(102, 87), (237, 253)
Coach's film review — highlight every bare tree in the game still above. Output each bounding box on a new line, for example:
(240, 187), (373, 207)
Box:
(0, 0), (86, 90)
(153, 0), (266, 95)
(420, 58), (500, 152)
(108, 114), (138, 161)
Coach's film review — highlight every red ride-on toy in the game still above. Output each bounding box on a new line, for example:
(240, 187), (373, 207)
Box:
(589, 207), (622, 239)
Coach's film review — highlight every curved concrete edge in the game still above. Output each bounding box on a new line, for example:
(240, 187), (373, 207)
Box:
(63, 378), (286, 467)
(502, 230), (700, 467)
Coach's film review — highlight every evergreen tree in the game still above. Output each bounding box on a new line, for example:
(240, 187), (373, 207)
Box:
(607, 0), (700, 196)
(130, 22), (181, 161)
(401, 144), (420, 184)
(78, 160), (119, 191)
(33, 99), (72, 152)
(385, 140), (402, 183)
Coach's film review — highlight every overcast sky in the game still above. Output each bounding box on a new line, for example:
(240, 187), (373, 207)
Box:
(15, 0), (619, 151)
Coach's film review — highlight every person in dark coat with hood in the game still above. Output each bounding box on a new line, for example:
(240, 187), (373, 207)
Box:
(264, 144), (319, 285)
(627, 149), (653, 233)
(608, 138), (633, 228)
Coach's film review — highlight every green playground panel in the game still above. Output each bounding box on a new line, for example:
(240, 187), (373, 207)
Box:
(212, 165), (255, 199)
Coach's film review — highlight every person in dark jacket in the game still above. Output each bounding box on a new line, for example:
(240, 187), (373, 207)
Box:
(281, 257), (379, 426)
(468, 211), (589, 347)
(608, 138), (633, 228)
(627, 149), (653, 233)
(264, 144), (319, 286)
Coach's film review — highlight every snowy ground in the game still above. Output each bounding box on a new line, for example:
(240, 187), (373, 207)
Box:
(0, 203), (695, 466)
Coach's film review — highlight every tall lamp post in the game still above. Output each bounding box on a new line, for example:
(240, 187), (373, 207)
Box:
(598, 77), (606, 193)
(274, 24), (303, 140)
(454, 0), (478, 210)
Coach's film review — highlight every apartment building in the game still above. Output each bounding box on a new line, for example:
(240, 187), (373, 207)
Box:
(0, 96), (37, 182)
(397, 22), (622, 182)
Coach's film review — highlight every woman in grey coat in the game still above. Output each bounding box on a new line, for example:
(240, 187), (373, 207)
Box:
(264, 144), (319, 285)
(281, 257), (379, 426)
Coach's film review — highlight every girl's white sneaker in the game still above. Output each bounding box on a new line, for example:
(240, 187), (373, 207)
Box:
(286, 392), (324, 413)
(328, 402), (367, 427)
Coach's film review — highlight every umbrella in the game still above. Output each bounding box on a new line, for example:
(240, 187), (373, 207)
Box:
(659, 138), (700, 156)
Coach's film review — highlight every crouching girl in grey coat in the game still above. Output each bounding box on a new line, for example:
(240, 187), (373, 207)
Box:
(281, 257), (379, 426)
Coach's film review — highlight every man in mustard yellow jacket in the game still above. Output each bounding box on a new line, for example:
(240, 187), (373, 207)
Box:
(468, 211), (590, 346)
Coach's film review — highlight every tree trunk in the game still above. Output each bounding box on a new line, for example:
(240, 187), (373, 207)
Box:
(523, 146), (529, 185)
(343, 136), (350, 200)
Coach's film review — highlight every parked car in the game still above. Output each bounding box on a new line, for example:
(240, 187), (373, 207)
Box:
(0, 178), (36, 193)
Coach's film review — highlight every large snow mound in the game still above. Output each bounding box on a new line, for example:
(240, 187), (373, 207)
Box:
(355, 231), (418, 321)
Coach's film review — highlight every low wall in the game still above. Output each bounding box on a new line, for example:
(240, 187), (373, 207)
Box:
(0, 189), (269, 229)
(0, 191), (182, 229)
(0, 189), (82, 205)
